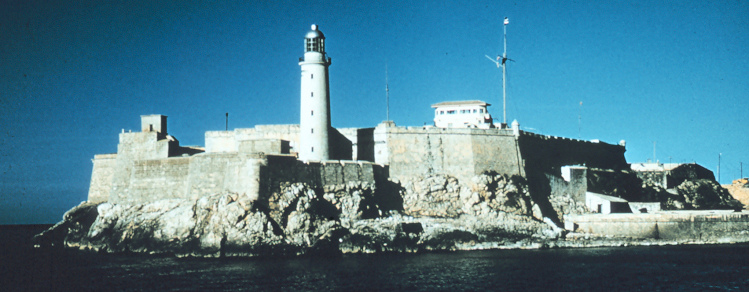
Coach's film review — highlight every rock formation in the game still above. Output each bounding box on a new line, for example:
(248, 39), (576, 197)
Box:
(35, 168), (744, 256)
(35, 172), (563, 256)
(638, 179), (742, 210)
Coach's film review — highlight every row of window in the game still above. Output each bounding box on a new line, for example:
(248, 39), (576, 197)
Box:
(437, 108), (485, 115)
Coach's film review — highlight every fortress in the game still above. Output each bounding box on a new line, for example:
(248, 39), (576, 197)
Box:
(86, 25), (628, 222)
(36, 24), (748, 257)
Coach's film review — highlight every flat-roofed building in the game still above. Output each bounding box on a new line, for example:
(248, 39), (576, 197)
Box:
(431, 100), (493, 129)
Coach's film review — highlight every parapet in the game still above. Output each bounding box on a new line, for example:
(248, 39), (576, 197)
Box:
(205, 128), (291, 155)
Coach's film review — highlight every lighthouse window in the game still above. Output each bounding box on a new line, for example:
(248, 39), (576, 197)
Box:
(311, 128), (314, 133)
(311, 74), (314, 79)
(311, 92), (314, 97)
(311, 147), (314, 152)
(311, 111), (314, 116)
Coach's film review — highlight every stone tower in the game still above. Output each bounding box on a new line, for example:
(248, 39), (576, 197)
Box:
(299, 24), (332, 161)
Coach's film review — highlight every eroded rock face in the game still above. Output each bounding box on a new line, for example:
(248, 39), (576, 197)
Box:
(399, 173), (537, 218)
(66, 194), (285, 256)
(35, 172), (566, 256)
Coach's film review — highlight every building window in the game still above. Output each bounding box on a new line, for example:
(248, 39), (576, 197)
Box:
(480, 109), (484, 113)
(311, 111), (314, 116)
(311, 92), (314, 97)
(311, 128), (314, 133)
(440, 110), (444, 115)
(473, 109), (477, 113)
(447, 110), (456, 114)
(311, 74), (314, 79)
(311, 147), (314, 152)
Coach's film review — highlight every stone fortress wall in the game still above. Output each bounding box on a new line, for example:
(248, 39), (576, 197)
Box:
(88, 116), (626, 210)
(373, 123), (525, 181)
(88, 116), (382, 204)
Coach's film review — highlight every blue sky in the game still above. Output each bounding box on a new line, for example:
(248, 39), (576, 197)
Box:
(1, 1), (747, 224)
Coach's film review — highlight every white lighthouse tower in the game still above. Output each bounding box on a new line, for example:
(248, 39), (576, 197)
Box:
(299, 24), (332, 161)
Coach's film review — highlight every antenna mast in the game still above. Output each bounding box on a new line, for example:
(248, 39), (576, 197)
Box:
(502, 17), (508, 126)
(485, 17), (512, 127)
(386, 64), (390, 121)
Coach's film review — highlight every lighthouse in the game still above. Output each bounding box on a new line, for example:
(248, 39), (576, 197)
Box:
(299, 24), (332, 161)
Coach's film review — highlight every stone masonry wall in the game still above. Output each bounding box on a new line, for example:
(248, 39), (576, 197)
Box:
(127, 157), (191, 202)
(97, 151), (378, 206)
(381, 126), (522, 181)
(108, 132), (172, 203)
(106, 153), (266, 204)
(88, 154), (117, 203)
(470, 131), (524, 177)
(185, 153), (265, 201)
(263, 155), (377, 190)
(206, 125), (300, 154)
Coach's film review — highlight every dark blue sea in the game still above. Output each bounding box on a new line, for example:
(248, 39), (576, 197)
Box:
(3, 225), (749, 291)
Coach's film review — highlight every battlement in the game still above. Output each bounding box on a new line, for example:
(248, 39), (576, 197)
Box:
(385, 124), (516, 136)
(519, 130), (620, 146)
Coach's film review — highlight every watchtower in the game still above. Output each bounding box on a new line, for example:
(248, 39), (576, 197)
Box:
(141, 114), (167, 138)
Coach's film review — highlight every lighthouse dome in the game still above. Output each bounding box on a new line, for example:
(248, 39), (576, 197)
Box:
(305, 24), (325, 39)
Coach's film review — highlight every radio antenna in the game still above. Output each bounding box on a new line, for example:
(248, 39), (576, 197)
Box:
(485, 17), (513, 127)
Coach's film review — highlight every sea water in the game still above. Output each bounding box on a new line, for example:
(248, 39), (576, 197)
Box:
(3, 225), (749, 291)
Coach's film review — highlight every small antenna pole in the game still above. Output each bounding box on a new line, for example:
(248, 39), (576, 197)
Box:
(386, 64), (390, 121)
(718, 153), (722, 183)
(225, 112), (228, 131)
(578, 101), (582, 139)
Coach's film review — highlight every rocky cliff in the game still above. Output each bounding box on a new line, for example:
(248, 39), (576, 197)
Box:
(34, 173), (565, 256)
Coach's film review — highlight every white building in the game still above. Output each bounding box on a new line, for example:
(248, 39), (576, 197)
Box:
(299, 24), (332, 161)
(431, 100), (493, 129)
(585, 192), (631, 214)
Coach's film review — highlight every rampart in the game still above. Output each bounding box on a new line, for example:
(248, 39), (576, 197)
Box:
(88, 154), (117, 203)
(517, 132), (628, 173)
(375, 125), (523, 181)
(91, 149), (379, 205)
(565, 211), (749, 241)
